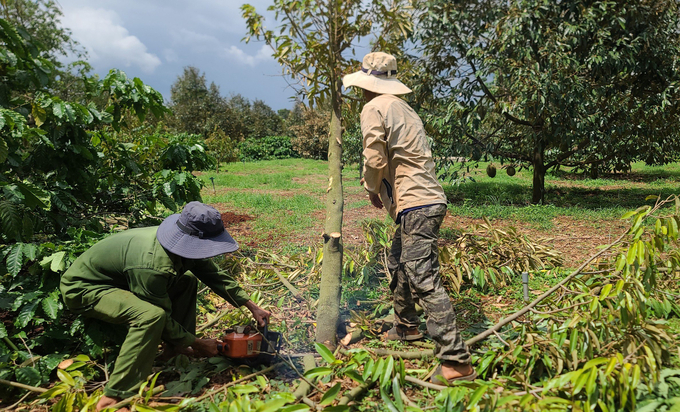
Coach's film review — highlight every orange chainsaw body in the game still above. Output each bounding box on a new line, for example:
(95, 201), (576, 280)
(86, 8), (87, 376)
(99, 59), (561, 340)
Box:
(217, 324), (281, 362)
(219, 328), (263, 358)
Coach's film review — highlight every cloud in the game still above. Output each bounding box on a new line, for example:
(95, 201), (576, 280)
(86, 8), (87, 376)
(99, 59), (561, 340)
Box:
(61, 7), (161, 73)
(163, 48), (178, 63)
(224, 44), (272, 67)
(173, 29), (220, 47)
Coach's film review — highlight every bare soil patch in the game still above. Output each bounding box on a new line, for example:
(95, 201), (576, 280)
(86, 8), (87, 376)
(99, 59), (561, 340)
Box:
(292, 175), (327, 185)
(221, 211), (255, 226)
(213, 196), (622, 265)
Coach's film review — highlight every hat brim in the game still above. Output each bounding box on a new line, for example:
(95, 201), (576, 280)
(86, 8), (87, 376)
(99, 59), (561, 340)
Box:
(156, 214), (239, 259)
(342, 70), (412, 95)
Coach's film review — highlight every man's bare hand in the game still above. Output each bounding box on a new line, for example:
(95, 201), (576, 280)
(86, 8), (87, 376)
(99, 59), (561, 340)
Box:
(192, 338), (220, 358)
(369, 192), (384, 209)
(244, 300), (272, 327)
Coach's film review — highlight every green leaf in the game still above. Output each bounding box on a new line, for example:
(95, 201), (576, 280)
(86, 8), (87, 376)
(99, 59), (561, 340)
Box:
(372, 357), (385, 382)
(39, 354), (66, 373)
(279, 405), (310, 412)
(52, 101), (65, 118)
(133, 406), (159, 412)
(468, 385), (487, 407)
(599, 284), (613, 300)
(381, 356), (394, 388)
(379, 386), (400, 412)
(626, 242), (638, 265)
(40, 384), (68, 399)
(636, 401), (662, 412)
(22, 243), (37, 261)
(0, 137), (7, 163)
(569, 328), (578, 353)
(319, 383), (341, 406)
(621, 210), (637, 219)
(15, 181), (51, 210)
(0, 323), (7, 339)
(32, 104), (47, 127)
(6, 243), (24, 276)
(362, 358), (374, 381)
(57, 369), (76, 386)
(322, 407), (350, 412)
(16, 367), (42, 387)
(343, 369), (364, 384)
(257, 398), (289, 412)
(392, 377), (404, 411)
(41, 292), (60, 320)
(16, 300), (40, 328)
(304, 366), (332, 380)
(40, 251), (66, 272)
(583, 357), (608, 369)
(573, 369), (591, 395)
(314, 342), (337, 364)
(230, 384), (260, 394)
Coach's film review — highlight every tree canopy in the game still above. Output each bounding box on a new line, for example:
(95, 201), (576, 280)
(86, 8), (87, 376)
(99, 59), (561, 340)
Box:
(242, 0), (413, 347)
(416, 0), (680, 203)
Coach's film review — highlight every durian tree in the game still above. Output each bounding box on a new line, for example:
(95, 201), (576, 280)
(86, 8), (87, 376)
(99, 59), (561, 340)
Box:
(416, 0), (680, 203)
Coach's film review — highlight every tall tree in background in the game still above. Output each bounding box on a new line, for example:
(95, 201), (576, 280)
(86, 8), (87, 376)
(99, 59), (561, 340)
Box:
(250, 98), (283, 138)
(416, 0), (680, 203)
(0, 0), (93, 102)
(242, 0), (412, 347)
(0, 0), (83, 62)
(169, 66), (225, 137)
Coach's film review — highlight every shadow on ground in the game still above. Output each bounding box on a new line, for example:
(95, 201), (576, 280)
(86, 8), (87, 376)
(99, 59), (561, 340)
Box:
(445, 181), (678, 211)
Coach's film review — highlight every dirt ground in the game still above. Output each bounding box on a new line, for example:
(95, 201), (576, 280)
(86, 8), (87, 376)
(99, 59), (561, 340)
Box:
(214, 189), (624, 266)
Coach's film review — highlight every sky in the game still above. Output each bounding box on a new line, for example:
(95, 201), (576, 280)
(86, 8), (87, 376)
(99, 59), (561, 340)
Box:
(57, 0), (296, 111)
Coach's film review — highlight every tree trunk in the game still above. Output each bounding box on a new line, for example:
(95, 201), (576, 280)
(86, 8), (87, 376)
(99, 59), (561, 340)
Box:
(531, 136), (545, 204)
(359, 156), (363, 180)
(315, 83), (344, 348)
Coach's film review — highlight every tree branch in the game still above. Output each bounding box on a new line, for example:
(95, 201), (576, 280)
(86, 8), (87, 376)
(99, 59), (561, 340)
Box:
(0, 379), (47, 394)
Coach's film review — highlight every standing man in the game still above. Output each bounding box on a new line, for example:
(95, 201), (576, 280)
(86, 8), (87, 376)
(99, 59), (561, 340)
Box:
(343, 52), (476, 383)
(60, 202), (271, 411)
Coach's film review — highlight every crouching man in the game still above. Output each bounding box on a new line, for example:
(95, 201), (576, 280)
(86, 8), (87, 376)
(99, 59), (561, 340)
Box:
(60, 202), (270, 411)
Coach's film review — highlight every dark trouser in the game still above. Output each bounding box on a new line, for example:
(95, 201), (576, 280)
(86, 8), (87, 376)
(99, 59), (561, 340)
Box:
(82, 273), (198, 398)
(388, 204), (470, 364)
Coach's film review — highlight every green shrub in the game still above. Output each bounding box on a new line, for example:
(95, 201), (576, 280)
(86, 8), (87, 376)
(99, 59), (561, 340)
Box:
(289, 107), (329, 160)
(159, 133), (215, 171)
(238, 135), (299, 161)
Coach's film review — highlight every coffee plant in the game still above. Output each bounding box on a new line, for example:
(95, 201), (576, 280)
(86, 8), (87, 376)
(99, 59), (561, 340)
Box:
(0, 16), (210, 399)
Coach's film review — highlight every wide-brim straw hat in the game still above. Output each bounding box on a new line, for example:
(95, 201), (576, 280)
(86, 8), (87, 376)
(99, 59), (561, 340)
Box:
(342, 52), (412, 95)
(157, 201), (238, 259)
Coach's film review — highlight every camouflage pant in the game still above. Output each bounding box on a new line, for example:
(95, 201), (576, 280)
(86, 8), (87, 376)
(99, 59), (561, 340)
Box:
(388, 204), (470, 364)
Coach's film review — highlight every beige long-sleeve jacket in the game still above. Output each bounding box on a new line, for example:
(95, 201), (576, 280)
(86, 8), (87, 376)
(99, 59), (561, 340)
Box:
(361, 94), (447, 221)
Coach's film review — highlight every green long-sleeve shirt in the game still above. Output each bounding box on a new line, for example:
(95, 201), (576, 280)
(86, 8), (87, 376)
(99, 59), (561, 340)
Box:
(60, 226), (250, 346)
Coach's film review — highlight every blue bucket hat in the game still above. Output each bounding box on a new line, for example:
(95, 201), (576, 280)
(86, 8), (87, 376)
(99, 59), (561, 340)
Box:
(156, 201), (239, 259)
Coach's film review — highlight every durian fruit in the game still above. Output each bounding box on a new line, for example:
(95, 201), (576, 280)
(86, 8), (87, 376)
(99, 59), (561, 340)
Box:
(486, 164), (497, 178)
(506, 166), (516, 176)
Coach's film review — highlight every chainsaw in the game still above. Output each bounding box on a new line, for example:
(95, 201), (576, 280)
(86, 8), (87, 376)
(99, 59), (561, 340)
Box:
(216, 321), (281, 365)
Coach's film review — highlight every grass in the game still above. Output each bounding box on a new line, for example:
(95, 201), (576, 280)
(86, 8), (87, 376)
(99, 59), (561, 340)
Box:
(199, 157), (680, 257)
(202, 158), (329, 190)
(444, 161), (680, 229)
(205, 192), (322, 230)
(200, 159), (329, 240)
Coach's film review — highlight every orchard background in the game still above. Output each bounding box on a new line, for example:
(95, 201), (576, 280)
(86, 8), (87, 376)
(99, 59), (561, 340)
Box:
(2, 0), (680, 411)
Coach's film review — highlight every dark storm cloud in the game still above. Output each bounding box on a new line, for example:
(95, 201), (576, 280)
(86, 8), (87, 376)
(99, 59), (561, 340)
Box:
(58, 0), (294, 110)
